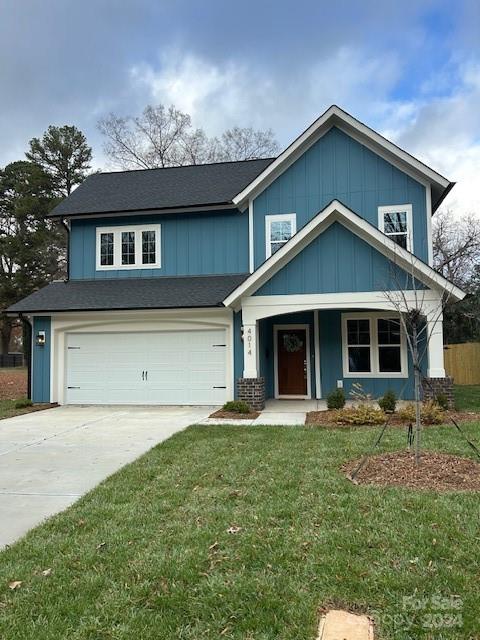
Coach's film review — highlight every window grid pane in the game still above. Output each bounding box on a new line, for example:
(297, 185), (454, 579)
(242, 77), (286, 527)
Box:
(100, 233), (114, 266)
(142, 230), (156, 264)
(346, 319), (371, 373)
(378, 319), (402, 373)
(121, 231), (135, 265)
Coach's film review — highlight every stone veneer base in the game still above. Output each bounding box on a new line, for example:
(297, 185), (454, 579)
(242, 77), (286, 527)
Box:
(237, 377), (265, 411)
(422, 376), (454, 408)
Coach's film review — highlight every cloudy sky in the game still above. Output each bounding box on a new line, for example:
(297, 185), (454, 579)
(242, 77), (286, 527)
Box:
(0, 0), (479, 215)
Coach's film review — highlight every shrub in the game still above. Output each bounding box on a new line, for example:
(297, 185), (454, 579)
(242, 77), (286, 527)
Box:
(378, 389), (397, 413)
(15, 398), (32, 409)
(222, 400), (251, 414)
(333, 404), (386, 425)
(398, 401), (445, 425)
(435, 393), (449, 410)
(327, 388), (346, 409)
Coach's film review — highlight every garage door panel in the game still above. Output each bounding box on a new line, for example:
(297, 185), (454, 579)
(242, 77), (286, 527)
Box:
(65, 329), (227, 405)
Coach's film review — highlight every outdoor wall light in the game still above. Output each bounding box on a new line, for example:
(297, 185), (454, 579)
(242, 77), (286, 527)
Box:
(36, 331), (46, 347)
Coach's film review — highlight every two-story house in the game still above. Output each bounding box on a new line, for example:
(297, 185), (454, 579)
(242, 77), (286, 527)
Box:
(9, 106), (464, 409)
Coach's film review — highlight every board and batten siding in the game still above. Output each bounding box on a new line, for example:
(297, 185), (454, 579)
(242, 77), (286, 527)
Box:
(255, 222), (424, 296)
(32, 316), (51, 403)
(69, 209), (249, 280)
(253, 126), (428, 269)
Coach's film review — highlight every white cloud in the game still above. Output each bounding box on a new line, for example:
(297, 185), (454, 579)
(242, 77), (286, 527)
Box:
(128, 48), (479, 216)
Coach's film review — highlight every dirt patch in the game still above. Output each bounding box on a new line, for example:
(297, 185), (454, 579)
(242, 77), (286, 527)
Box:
(306, 410), (478, 428)
(0, 403), (56, 421)
(343, 450), (480, 491)
(0, 369), (27, 400)
(209, 409), (260, 420)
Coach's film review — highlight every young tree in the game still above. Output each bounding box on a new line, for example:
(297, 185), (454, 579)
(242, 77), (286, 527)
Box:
(26, 125), (92, 196)
(0, 161), (66, 353)
(98, 103), (279, 169)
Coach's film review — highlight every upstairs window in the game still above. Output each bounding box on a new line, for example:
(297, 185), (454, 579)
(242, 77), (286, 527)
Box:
(265, 214), (296, 258)
(378, 204), (413, 252)
(96, 224), (161, 270)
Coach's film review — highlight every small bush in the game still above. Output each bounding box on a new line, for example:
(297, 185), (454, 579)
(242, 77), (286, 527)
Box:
(222, 400), (251, 414)
(398, 401), (445, 425)
(378, 389), (397, 413)
(333, 404), (386, 426)
(435, 393), (449, 410)
(327, 388), (346, 409)
(14, 398), (32, 409)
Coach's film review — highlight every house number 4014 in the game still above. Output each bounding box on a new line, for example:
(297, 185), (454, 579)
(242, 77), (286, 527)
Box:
(247, 327), (254, 356)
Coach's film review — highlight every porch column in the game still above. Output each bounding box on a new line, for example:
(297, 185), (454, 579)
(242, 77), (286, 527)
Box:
(426, 309), (445, 378)
(242, 322), (259, 378)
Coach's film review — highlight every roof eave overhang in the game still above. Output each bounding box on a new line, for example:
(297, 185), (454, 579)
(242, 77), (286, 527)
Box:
(48, 201), (237, 220)
(232, 105), (452, 209)
(223, 199), (466, 308)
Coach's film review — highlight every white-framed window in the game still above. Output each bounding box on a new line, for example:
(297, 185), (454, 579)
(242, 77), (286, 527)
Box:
(96, 224), (161, 270)
(342, 312), (408, 378)
(265, 213), (296, 258)
(378, 204), (413, 252)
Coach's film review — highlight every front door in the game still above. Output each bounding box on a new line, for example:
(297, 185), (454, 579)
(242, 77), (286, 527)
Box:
(275, 326), (309, 397)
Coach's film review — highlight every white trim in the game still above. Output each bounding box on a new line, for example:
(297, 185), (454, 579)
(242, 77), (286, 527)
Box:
(96, 223), (161, 271)
(426, 186), (433, 266)
(341, 311), (408, 379)
(265, 213), (296, 259)
(248, 200), (254, 273)
(378, 204), (413, 253)
(314, 310), (321, 399)
(273, 324), (311, 399)
(233, 105), (450, 207)
(223, 200), (465, 308)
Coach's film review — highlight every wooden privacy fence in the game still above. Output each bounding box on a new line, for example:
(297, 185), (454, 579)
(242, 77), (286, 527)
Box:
(444, 342), (480, 385)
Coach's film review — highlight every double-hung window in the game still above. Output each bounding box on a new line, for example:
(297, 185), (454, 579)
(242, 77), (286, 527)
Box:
(378, 204), (413, 252)
(265, 214), (296, 258)
(342, 313), (407, 378)
(96, 224), (161, 270)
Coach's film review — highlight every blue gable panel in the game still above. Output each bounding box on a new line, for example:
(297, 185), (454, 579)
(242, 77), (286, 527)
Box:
(255, 222), (424, 296)
(70, 209), (249, 280)
(253, 126), (427, 268)
(32, 316), (51, 403)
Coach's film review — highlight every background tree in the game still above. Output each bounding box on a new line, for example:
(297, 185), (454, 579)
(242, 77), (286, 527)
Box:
(98, 103), (279, 169)
(0, 162), (65, 353)
(26, 125), (92, 196)
(433, 209), (480, 343)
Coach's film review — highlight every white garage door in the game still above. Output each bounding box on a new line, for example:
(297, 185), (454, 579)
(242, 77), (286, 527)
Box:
(65, 330), (227, 405)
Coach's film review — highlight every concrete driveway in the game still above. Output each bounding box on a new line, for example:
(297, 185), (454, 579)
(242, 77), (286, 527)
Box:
(0, 405), (212, 548)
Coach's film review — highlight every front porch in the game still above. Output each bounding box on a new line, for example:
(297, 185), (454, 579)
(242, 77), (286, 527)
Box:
(236, 293), (449, 410)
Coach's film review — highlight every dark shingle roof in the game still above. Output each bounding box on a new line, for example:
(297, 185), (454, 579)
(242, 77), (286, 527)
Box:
(49, 158), (274, 217)
(7, 274), (248, 313)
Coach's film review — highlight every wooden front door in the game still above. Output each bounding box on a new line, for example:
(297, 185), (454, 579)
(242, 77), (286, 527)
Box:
(276, 327), (309, 397)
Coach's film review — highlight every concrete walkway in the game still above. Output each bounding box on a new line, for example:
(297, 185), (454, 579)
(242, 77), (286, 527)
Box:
(0, 405), (212, 548)
(201, 398), (319, 426)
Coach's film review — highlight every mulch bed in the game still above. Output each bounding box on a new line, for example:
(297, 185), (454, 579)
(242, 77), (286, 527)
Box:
(209, 409), (260, 420)
(0, 369), (27, 400)
(0, 404), (57, 421)
(343, 450), (480, 491)
(306, 410), (478, 428)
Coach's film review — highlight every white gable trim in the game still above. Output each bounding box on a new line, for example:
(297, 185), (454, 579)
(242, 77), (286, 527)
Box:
(223, 200), (465, 307)
(232, 105), (451, 208)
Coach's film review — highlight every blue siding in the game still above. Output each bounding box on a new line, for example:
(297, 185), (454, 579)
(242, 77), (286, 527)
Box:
(318, 310), (424, 399)
(32, 316), (51, 403)
(256, 222), (424, 295)
(253, 126), (427, 268)
(70, 209), (248, 280)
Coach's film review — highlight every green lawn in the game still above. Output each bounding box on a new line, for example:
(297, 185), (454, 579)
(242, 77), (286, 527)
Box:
(454, 385), (480, 412)
(1, 423), (480, 639)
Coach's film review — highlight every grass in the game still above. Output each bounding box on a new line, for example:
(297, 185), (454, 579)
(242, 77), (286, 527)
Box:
(1, 423), (480, 639)
(454, 384), (480, 412)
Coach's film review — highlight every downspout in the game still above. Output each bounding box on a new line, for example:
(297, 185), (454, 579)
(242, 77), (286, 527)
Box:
(61, 218), (71, 281)
(19, 313), (32, 401)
